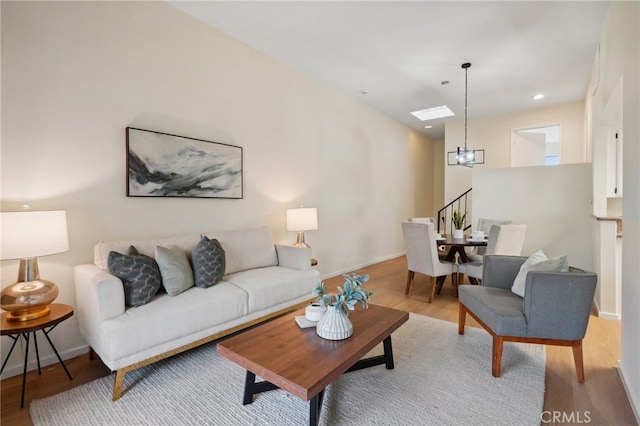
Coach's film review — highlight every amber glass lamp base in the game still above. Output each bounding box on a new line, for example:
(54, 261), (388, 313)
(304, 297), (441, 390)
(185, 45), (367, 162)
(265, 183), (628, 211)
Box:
(0, 259), (59, 322)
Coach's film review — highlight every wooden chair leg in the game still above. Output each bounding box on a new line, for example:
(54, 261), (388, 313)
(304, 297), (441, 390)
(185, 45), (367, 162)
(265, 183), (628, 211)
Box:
(452, 272), (458, 296)
(572, 340), (585, 383)
(458, 303), (466, 335)
(404, 271), (414, 295)
(428, 276), (437, 303)
(492, 336), (504, 377)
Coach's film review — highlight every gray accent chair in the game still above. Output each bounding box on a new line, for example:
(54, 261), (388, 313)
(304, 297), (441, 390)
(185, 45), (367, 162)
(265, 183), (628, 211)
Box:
(402, 221), (457, 303)
(458, 255), (597, 382)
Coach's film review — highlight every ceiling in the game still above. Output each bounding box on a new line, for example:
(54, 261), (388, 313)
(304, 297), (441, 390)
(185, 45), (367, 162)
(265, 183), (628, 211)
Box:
(168, 1), (610, 140)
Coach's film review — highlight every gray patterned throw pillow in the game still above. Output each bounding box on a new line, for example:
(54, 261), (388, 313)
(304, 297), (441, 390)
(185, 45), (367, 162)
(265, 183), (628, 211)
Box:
(108, 246), (162, 307)
(192, 236), (226, 288)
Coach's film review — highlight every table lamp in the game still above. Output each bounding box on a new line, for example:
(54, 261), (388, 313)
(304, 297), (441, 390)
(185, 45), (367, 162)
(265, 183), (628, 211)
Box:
(1, 208), (69, 321)
(286, 207), (318, 248)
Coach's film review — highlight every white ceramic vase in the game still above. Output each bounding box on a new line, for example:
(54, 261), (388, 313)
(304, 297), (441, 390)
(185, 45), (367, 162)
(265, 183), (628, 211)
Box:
(316, 307), (353, 340)
(452, 229), (464, 239)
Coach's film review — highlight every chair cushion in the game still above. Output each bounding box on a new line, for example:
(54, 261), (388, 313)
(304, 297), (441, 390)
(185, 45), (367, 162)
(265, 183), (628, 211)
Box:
(458, 286), (528, 337)
(511, 250), (568, 297)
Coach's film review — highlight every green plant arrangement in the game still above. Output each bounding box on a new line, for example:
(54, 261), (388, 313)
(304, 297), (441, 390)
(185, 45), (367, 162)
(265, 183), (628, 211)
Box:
(452, 209), (467, 230)
(312, 273), (373, 313)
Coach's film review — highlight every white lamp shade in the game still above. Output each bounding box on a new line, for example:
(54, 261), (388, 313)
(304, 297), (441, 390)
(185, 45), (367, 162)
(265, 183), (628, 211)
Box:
(286, 207), (318, 231)
(1, 210), (69, 260)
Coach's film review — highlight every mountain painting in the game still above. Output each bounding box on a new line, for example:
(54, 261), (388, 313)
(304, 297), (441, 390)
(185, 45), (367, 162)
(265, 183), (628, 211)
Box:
(126, 128), (243, 199)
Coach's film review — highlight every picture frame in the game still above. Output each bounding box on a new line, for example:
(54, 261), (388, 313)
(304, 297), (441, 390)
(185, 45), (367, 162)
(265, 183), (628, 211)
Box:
(126, 127), (243, 199)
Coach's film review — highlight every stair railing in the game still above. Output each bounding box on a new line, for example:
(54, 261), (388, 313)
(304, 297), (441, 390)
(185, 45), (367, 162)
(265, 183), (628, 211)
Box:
(437, 188), (473, 235)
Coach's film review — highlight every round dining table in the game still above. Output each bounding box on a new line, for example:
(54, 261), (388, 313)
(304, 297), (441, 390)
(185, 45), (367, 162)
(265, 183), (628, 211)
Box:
(436, 234), (488, 289)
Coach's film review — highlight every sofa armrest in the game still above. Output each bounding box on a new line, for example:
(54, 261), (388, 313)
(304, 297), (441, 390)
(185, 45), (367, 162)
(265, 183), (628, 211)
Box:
(74, 264), (126, 346)
(275, 244), (311, 271)
(523, 270), (597, 340)
(481, 255), (527, 290)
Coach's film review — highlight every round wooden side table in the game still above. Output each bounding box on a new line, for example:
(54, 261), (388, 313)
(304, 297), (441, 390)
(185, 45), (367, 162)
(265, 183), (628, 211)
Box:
(1, 303), (74, 408)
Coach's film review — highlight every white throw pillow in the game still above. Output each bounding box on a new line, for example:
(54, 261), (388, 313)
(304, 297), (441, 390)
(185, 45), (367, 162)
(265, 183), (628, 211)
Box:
(511, 250), (568, 297)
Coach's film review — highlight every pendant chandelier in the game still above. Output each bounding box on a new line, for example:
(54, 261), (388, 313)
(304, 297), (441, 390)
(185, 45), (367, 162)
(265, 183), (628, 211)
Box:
(448, 62), (485, 167)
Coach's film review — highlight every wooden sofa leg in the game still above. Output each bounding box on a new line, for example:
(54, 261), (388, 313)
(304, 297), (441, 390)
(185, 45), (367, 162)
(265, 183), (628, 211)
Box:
(89, 347), (96, 361)
(458, 303), (466, 335)
(492, 336), (504, 377)
(113, 369), (126, 401)
(572, 340), (585, 383)
(404, 271), (414, 295)
(428, 276), (437, 303)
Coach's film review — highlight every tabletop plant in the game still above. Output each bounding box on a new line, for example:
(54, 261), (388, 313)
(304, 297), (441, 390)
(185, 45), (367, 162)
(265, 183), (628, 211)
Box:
(452, 209), (467, 230)
(312, 273), (372, 313)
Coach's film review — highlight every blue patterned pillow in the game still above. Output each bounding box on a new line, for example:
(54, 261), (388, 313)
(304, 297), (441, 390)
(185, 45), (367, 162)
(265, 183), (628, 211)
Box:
(108, 246), (162, 307)
(192, 236), (226, 288)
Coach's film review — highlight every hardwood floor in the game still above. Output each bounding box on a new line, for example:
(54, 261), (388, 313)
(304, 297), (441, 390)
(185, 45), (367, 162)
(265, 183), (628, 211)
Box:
(1, 256), (637, 425)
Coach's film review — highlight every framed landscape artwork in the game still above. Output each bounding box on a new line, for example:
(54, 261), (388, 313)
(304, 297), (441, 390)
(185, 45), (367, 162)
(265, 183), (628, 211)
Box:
(126, 127), (243, 199)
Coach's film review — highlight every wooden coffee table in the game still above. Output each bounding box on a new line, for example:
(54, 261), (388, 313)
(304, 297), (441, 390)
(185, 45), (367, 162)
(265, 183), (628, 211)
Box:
(217, 304), (409, 426)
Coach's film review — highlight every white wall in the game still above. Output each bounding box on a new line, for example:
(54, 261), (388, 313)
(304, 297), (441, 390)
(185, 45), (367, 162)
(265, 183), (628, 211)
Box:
(444, 102), (586, 204)
(0, 2), (435, 377)
(592, 1), (640, 420)
(472, 164), (593, 270)
(433, 139), (445, 213)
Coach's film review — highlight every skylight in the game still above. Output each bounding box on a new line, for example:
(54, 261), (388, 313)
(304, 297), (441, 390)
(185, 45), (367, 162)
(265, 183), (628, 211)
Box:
(410, 105), (455, 121)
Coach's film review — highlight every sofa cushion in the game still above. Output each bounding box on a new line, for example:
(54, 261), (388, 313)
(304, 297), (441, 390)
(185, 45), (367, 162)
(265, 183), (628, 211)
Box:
(225, 266), (318, 314)
(155, 245), (194, 296)
(108, 246), (162, 307)
(203, 227), (277, 274)
(95, 235), (201, 270)
(94, 227), (278, 276)
(101, 281), (248, 361)
(192, 236), (226, 288)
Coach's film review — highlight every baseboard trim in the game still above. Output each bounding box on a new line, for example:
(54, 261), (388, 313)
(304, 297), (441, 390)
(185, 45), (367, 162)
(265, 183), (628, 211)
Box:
(321, 252), (405, 280)
(593, 298), (621, 320)
(0, 344), (90, 380)
(617, 360), (640, 424)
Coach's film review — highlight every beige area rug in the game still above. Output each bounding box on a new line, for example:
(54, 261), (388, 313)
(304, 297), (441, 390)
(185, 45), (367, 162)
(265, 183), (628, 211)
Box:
(30, 314), (545, 425)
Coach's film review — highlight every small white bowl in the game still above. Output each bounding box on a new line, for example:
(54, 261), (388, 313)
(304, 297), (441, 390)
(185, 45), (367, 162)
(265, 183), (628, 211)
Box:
(305, 303), (326, 322)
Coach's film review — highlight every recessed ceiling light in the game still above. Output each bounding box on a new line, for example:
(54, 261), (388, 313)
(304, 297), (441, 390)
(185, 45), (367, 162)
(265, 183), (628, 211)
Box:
(532, 93), (544, 100)
(410, 105), (455, 121)
(424, 125), (433, 129)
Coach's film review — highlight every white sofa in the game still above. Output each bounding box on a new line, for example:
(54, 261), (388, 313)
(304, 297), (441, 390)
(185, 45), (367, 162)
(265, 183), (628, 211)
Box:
(74, 226), (320, 400)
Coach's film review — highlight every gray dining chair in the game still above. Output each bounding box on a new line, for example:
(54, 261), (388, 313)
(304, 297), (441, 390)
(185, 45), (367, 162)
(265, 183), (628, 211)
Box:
(458, 224), (526, 284)
(458, 255), (597, 381)
(401, 221), (457, 303)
